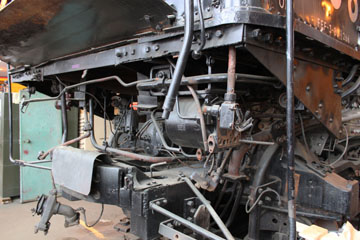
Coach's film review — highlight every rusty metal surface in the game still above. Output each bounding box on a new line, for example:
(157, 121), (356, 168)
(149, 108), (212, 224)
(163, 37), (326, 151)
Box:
(264, 0), (360, 48)
(0, 0), (174, 67)
(247, 44), (342, 138)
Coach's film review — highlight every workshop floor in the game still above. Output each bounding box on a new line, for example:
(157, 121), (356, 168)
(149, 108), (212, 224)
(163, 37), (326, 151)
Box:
(0, 198), (131, 240)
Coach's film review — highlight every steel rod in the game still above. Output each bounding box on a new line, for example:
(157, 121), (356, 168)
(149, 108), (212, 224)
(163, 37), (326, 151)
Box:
(238, 139), (275, 145)
(60, 85), (68, 143)
(286, 0), (297, 238)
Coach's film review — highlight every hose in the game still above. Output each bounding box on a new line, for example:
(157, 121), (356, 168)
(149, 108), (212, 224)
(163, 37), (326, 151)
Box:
(342, 65), (359, 86)
(76, 203), (104, 228)
(162, 0), (194, 119)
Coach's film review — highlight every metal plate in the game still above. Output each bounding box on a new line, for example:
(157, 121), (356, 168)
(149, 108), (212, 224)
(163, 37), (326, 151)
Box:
(52, 146), (111, 195)
(0, 0), (174, 67)
(159, 220), (197, 240)
(247, 44), (342, 137)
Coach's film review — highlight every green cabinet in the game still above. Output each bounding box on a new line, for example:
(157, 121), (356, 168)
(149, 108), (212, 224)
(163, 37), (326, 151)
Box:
(19, 91), (78, 202)
(0, 93), (20, 198)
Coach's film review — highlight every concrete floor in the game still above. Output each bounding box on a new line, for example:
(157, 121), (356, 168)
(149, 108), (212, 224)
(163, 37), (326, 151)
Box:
(0, 198), (132, 240)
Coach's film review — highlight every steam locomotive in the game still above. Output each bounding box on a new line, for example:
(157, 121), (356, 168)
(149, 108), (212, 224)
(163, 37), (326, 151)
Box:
(1, 0), (360, 239)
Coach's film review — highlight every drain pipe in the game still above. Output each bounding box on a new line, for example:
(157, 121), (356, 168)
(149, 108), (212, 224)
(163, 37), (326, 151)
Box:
(225, 46), (237, 102)
(286, 0), (297, 239)
(162, 0), (194, 119)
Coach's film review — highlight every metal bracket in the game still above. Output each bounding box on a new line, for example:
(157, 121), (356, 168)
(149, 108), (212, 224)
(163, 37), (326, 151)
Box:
(159, 220), (197, 240)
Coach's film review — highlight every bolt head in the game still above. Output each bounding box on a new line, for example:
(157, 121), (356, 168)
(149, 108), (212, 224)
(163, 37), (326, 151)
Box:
(215, 30), (223, 38)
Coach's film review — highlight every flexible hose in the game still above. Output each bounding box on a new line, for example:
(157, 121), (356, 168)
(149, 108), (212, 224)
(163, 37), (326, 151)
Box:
(342, 65), (359, 86)
(162, 0), (194, 119)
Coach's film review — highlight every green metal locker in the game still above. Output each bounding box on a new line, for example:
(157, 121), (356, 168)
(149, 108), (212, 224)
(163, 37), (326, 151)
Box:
(0, 93), (20, 199)
(19, 90), (78, 202)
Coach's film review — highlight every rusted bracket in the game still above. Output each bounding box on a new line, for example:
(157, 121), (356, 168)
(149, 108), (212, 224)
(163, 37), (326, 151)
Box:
(247, 44), (342, 138)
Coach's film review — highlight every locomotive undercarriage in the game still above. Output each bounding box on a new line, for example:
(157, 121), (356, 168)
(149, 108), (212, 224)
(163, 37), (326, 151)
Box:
(23, 40), (360, 239)
(3, 1), (360, 239)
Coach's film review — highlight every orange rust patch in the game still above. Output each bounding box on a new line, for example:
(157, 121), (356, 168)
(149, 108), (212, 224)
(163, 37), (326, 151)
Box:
(0, 0), (65, 30)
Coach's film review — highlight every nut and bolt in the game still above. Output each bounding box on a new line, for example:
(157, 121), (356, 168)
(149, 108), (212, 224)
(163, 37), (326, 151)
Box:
(215, 30), (223, 38)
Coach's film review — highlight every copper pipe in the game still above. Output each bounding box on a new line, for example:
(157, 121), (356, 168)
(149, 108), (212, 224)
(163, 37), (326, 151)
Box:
(227, 46), (236, 95)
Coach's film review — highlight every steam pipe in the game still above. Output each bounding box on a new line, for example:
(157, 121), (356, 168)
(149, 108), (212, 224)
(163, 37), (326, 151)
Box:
(341, 75), (360, 98)
(342, 64), (359, 86)
(162, 0), (194, 119)
(226, 46), (236, 101)
(7, 64), (51, 170)
(137, 73), (278, 91)
(88, 99), (175, 163)
(23, 76), (157, 104)
(286, 0), (297, 238)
